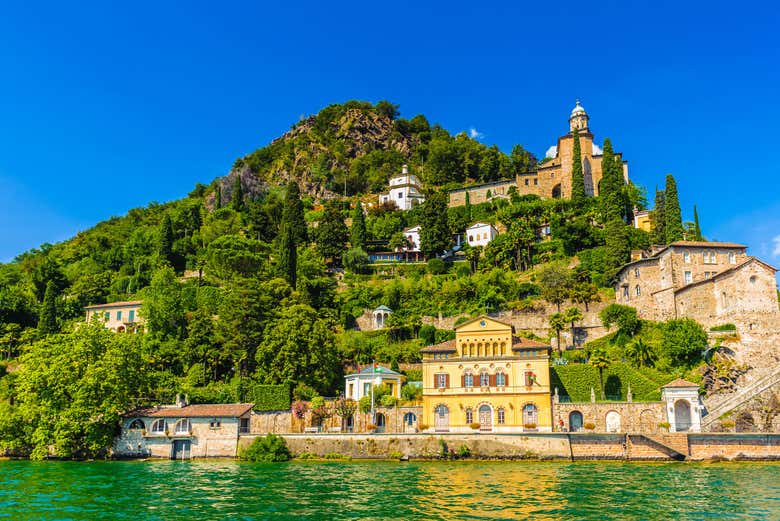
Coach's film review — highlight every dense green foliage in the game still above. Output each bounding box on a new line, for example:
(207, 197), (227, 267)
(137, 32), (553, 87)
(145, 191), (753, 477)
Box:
(551, 362), (663, 401)
(570, 130), (586, 206)
(664, 174), (684, 243)
(239, 434), (291, 462)
(250, 385), (291, 411)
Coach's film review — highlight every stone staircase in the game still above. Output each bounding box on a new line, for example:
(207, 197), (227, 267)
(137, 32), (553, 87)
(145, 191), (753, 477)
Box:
(702, 366), (780, 429)
(640, 433), (689, 460)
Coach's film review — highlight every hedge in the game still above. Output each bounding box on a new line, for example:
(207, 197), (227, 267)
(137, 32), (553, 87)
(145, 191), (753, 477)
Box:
(251, 384), (291, 411)
(551, 362), (662, 402)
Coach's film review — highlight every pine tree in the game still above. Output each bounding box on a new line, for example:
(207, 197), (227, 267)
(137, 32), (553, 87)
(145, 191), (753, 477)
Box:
(283, 182), (307, 243)
(664, 174), (684, 243)
(277, 223), (297, 287)
(315, 201), (348, 264)
(158, 214), (174, 266)
(214, 185), (222, 210)
(350, 204), (367, 250)
(231, 175), (244, 212)
(651, 188), (666, 244)
(38, 281), (59, 334)
(570, 129), (587, 206)
(605, 218), (631, 284)
(693, 205), (703, 241)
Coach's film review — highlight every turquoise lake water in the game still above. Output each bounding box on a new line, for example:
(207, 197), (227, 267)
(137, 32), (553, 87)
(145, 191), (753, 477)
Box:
(1, 459), (779, 520)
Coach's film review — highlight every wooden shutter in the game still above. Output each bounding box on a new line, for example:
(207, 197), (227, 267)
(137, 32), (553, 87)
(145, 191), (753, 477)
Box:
(434, 374), (439, 388)
(445, 374), (450, 388)
(489, 374), (496, 387)
(461, 374), (465, 388)
(504, 373), (509, 387)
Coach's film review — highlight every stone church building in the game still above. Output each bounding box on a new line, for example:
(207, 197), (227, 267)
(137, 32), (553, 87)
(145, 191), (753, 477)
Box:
(615, 241), (779, 328)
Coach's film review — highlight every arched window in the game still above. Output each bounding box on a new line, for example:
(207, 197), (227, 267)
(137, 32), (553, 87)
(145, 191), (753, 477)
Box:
(477, 343), (483, 356)
(635, 285), (641, 297)
(499, 342), (506, 355)
(480, 371), (490, 387)
(128, 419), (145, 430)
(497, 407), (505, 425)
(495, 371), (506, 387)
(174, 419), (191, 434)
(403, 412), (417, 426)
(464, 373), (474, 387)
(523, 404), (538, 425)
(151, 419), (166, 434)
(493, 342), (498, 356)
(465, 408), (473, 424)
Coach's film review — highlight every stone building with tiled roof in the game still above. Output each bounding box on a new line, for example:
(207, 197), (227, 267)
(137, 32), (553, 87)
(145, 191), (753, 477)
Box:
(615, 241), (779, 327)
(421, 315), (552, 433)
(114, 398), (255, 459)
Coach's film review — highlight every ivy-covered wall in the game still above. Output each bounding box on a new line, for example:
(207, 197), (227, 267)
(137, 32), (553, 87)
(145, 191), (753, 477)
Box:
(550, 362), (662, 402)
(251, 384), (291, 411)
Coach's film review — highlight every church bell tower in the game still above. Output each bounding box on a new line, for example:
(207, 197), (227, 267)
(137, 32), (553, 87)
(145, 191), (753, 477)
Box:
(569, 99), (589, 132)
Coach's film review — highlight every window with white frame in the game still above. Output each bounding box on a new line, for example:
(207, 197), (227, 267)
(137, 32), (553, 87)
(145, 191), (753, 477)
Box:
(495, 372), (506, 387)
(684, 271), (693, 284)
(151, 419), (166, 434)
(497, 408), (505, 424)
(464, 373), (474, 387)
(684, 251), (691, 263)
(466, 408), (473, 424)
(729, 252), (736, 264)
(480, 372), (490, 387)
(635, 285), (641, 297)
(174, 419), (191, 434)
(435, 373), (447, 388)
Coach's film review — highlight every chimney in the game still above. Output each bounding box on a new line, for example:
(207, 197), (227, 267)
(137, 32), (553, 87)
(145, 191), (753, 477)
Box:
(175, 393), (188, 408)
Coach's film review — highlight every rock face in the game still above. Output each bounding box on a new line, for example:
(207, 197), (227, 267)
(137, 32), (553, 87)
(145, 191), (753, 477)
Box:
(214, 107), (417, 203)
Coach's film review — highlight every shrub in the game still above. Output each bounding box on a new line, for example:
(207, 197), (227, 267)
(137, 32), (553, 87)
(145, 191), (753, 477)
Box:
(720, 420), (736, 430)
(323, 452), (348, 460)
(710, 323), (737, 332)
(401, 384), (422, 402)
(296, 452), (317, 460)
(658, 421), (670, 430)
(523, 423), (537, 429)
(358, 396), (372, 414)
(417, 423), (429, 431)
(599, 304), (639, 336)
(662, 318), (707, 367)
(427, 258), (447, 275)
(366, 423), (377, 432)
(457, 444), (471, 458)
(418, 324), (436, 346)
(455, 264), (472, 278)
(293, 383), (317, 401)
(291, 400), (308, 419)
(583, 422), (596, 431)
(344, 247), (370, 274)
(438, 439), (449, 459)
(379, 394), (397, 407)
(403, 369), (422, 382)
(388, 450), (402, 459)
(240, 434), (291, 462)
(469, 422), (481, 430)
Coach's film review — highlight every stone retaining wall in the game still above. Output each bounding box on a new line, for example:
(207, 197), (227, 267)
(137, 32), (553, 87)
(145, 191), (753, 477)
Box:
(241, 433), (780, 461)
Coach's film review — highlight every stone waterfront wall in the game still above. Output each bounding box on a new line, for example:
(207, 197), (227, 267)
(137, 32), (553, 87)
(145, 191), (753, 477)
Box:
(554, 402), (667, 433)
(247, 433), (780, 461)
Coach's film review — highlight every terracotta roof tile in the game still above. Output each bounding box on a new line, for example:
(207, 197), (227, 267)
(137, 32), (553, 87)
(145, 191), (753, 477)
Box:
(661, 378), (699, 388)
(85, 300), (142, 309)
(670, 241), (746, 249)
(127, 403), (255, 418)
(420, 339), (457, 353)
(511, 336), (550, 349)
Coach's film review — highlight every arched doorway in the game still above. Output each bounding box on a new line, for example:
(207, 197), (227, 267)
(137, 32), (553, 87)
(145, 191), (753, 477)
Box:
(605, 411), (621, 432)
(522, 403), (538, 427)
(434, 405), (449, 432)
(346, 415), (354, 433)
(552, 184), (562, 199)
(674, 400), (691, 432)
(569, 411), (583, 432)
(375, 412), (386, 433)
(478, 404), (493, 431)
(403, 412), (417, 432)
(639, 409), (656, 433)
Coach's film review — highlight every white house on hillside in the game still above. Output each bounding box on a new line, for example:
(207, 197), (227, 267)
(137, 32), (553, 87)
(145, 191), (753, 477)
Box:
(402, 225), (421, 252)
(379, 165), (424, 210)
(466, 222), (498, 247)
(344, 366), (403, 402)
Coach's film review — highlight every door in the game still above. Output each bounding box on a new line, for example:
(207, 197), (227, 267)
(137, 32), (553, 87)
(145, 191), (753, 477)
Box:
(172, 439), (191, 460)
(674, 400), (692, 432)
(434, 405), (449, 432)
(569, 411), (583, 432)
(478, 405), (492, 431)
(375, 413), (386, 433)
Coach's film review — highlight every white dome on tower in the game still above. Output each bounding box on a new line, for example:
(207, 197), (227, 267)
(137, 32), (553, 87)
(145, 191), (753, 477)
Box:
(571, 99), (587, 116)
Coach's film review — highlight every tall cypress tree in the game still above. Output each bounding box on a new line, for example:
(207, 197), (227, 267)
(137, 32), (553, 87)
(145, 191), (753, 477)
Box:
(214, 185), (222, 210)
(38, 281), (59, 334)
(651, 188), (666, 245)
(693, 205), (703, 241)
(158, 214), (174, 266)
(231, 175), (244, 212)
(570, 130), (586, 206)
(419, 191), (451, 257)
(664, 174), (684, 243)
(350, 204), (367, 250)
(605, 218), (630, 284)
(277, 223), (297, 287)
(283, 182), (308, 243)
(599, 138), (620, 221)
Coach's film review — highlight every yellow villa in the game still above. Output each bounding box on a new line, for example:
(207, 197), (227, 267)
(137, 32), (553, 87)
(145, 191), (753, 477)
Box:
(420, 316), (552, 433)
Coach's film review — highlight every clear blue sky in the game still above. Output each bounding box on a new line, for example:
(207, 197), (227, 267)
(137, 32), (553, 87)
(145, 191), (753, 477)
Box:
(1, 1), (779, 269)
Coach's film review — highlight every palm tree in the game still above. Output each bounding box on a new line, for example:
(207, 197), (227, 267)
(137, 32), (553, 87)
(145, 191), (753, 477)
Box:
(589, 348), (610, 400)
(626, 338), (657, 368)
(563, 307), (584, 349)
(549, 313), (566, 354)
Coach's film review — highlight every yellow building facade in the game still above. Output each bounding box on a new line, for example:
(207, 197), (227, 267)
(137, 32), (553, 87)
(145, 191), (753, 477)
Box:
(420, 316), (552, 433)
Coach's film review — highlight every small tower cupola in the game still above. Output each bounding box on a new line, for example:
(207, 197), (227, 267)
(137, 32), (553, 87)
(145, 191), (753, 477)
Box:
(569, 99), (589, 132)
